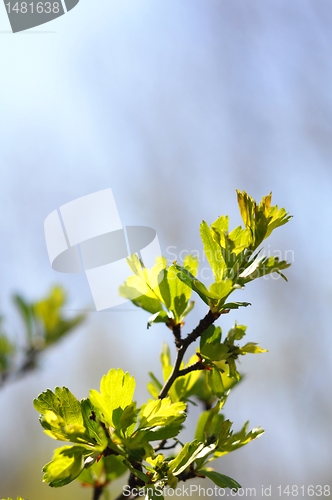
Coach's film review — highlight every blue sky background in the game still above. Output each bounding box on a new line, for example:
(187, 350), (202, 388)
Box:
(0, 1), (332, 498)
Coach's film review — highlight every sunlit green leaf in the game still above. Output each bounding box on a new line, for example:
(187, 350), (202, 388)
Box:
(168, 440), (215, 475)
(42, 445), (90, 487)
(139, 397), (186, 429)
(173, 264), (211, 305)
(120, 402), (139, 435)
(239, 343), (268, 354)
(200, 220), (226, 281)
(226, 324), (247, 343)
(33, 387), (92, 443)
(201, 343), (229, 362)
(89, 369), (135, 430)
(207, 368), (225, 397)
(214, 421), (264, 457)
(81, 398), (108, 448)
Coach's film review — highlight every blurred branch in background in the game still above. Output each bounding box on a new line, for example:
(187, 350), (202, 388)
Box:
(0, 286), (85, 390)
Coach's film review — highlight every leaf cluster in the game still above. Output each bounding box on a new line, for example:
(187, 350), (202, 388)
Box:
(0, 286), (84, 388)
(33, 191), (291, 499)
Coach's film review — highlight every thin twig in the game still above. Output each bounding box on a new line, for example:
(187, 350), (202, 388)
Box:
(154, 439), (178, 452)
(93, 486), (103, 500)
(158, 310), (220, 399)
(177, 360), (205, 377)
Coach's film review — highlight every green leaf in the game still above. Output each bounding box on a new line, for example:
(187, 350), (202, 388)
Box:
(174, 265), (212, 306)
(236, 190), (292, 249)
(147, 311), (169, 328)
(78, 455), (127, 485)
(207, 368), (225, 397)
(89, 368), (136, 430)
(120, 402), (139, 435)
(214, 421), (264, 457)
(238, 255), (290, 283)
(168, 440), (215, 475)
(195, 410), (210, 442)
(160, 343), (172, 383)
(81, 398), (108, 448)
(208, 280), (233, 300)
(167, 263), (192, 322)
(221, 301), (251, 311)
(34, 387), (83, 426)
(200, 325), (222, 350)
(147, 372), (163, 399)
(239, 343), (268, 354)
(142, 422), (184, 442)
(42, 445), (90, 487)
(33, 387), (91, 443)
(139, 397), (186, 429)
(226, 324), (247, 343)
(33, 287), (84, 346)
(201, 343), (229, 362)
(200, 469), (241, 490)
(211, 215), (229, 247)
(200, 220), (226, 281)
(203, 398), (228, 438)
(119, 255), (167, 311)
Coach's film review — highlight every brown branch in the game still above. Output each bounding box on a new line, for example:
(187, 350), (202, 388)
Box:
(172, 323), (182, 349)
(177, 360), (205, 377)
(158, 310), (220, 400)
(93, 486), (103, 500)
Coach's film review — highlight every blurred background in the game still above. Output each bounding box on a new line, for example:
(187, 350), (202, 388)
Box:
(0, 0), (332, 498)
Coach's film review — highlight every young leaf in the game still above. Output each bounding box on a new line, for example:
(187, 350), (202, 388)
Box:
(214, 421), (264, 457)
(42, 445), (91, 487)
(238, 255), (290, 283)
(89, 368), (136, 430)
(33, 387), (90, 443)
(239, 343), (268, 354)
(173, 264), (211, 306)
(226, 323), (247, 343)
(200, 220), (226, 281)
(139, 397), (186, 429)
(201, 343), (229, 362)
(207, 368), (225, 398)
(120, 402), (139, 435)
(81, 398), (108, 447)
(200, 325), (222, 350)
(168, 440), (215, 475)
